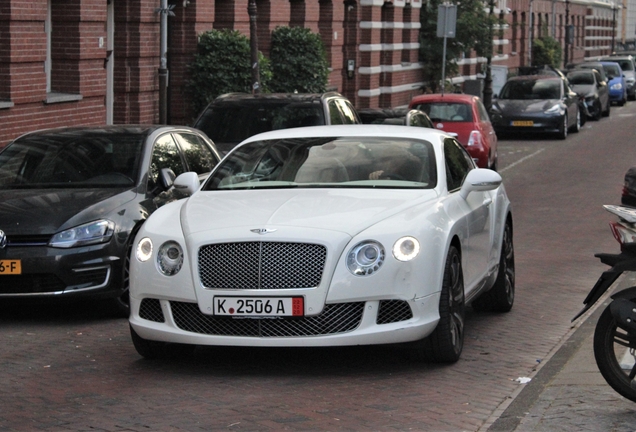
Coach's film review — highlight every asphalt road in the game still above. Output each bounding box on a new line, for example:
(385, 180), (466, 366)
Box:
(1, 104), (636, 431)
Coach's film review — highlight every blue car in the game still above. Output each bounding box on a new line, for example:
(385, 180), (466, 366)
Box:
(601, 61), (628, 106)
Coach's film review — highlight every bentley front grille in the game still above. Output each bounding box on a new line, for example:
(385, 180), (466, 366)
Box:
(198, 241), (327, 289)
(169, 301), (364, 337)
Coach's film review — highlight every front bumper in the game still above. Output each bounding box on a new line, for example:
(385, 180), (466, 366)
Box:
(0, 242), (125, 299)
(129, 293), (441, 347)
(492, 115), (562, 135)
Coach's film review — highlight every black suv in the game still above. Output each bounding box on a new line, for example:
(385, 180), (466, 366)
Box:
(193, 92), (361, 154)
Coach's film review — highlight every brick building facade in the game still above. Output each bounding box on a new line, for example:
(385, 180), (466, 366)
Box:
(0, 0), (621, 147)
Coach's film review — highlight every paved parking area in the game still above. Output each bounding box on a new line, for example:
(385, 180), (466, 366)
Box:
(2, 104), (636, 431)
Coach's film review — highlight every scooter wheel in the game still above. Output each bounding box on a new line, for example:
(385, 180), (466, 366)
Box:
(593, 300), (636, 402)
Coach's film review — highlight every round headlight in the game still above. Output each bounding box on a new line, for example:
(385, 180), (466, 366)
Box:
(136, 238), (153, 262)
(156, 241), (184, 276)
(393, 236), (420, 262)
(346, 241), (385, 276)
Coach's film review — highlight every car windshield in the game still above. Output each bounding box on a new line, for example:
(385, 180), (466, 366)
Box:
(0, 133), (143, 189)
(604, 64), (621, 77)
(613, 60), (634, 71)
(195, 102), (326, 145)
(567, 72), (594, 85)
(203, 137), (437, 190)
(410, 102), (473, 122)
(499, 79), (561, 100)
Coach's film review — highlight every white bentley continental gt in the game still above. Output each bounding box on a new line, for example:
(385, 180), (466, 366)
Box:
(128, 125), (514, 363)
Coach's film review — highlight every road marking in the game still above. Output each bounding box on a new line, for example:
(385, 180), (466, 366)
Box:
(499, 148), (545, 173)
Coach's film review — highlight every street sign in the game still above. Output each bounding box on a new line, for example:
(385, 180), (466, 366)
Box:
(437, 4), (457, 38)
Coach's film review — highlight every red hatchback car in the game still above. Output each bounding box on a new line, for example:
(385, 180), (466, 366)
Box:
(409, 94), (498, 170)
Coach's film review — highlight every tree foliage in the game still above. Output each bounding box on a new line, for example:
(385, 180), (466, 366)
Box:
(419, 0), (496, 92)
(269, 26), (329, 93)
(531, 36), (563, 68)
(186, 29), (271, 117)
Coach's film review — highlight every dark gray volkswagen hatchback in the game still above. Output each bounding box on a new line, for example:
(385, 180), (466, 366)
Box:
(0, 126), (221, 315)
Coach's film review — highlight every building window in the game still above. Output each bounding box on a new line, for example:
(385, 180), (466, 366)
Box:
(45, 0), (82, 103)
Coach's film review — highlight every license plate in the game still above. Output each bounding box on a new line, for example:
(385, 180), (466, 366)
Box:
(213, 296), (304, 317)
(511, 120), (534, 126)
(0, 260), (21, 275)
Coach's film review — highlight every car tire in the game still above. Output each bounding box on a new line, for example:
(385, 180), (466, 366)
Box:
(619, 97), (627, 106)
(472, 219), (515, 313)
(130, 325), (196, 359)
(412, 245), (465, 363)
(592, 100), (603, 121)
(489, 150), (498, 172)
(569, 109), (581, 133)
(603, 102), (611, 117)
(557, 114), (568, 140)
(108, 226), (141, 318)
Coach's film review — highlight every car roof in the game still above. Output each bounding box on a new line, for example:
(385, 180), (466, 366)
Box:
(358, 107), (410, 119)
(13, 125), (173, 138)
(506, 74), (561, 82)
(210, 92), (345, 104)
(567, 69), (594, 75)
(240, 124), (449, 145)
(410, 93), (479, 104)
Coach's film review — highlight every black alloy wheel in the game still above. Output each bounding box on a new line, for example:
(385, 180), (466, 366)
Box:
(557, 114), (568, 140)
(472, 219), (514, 312)
(412, 246), (465, 363)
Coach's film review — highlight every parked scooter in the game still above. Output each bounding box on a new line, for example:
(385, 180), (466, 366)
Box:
(573, 204), (636, 402)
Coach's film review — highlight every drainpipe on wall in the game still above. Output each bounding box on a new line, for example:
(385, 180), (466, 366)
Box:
(157, 0), (174, 124)
(528, 0), (534, 66)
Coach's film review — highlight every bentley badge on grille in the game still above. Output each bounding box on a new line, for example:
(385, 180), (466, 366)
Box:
(250, 228), (277, 235)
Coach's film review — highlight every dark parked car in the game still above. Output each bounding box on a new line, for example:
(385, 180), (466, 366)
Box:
(490, 75), (581, 139)
(193, 92), (361, 154)
(0, 126), (221, 315)
(569, 62), (610, 84)
(358, 108), (434, 128)
(567, 68), (610, 120)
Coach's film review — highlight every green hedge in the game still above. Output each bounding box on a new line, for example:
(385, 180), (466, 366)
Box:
(186, 29), (271, 116)
(269, 26), (329, 93)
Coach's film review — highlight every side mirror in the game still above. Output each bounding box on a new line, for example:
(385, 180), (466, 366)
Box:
(460, 168), (502, 199)
(173, 171), (200, 196)
(157, 168), (176, 192)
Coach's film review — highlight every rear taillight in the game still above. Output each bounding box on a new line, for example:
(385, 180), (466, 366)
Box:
(610, 222), (636, 246)
(467, 130), (481, 147)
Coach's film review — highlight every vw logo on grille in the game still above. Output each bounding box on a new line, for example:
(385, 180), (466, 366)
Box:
(250, 228), (277, 235)
(0, 230), (6, 249)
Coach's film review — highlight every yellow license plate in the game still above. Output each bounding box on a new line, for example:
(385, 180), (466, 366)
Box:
(512, 120), (534, 126)
(0, 260), (21, 275)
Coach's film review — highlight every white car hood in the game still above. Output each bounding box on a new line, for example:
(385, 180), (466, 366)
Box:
(181, 188), (438, 237)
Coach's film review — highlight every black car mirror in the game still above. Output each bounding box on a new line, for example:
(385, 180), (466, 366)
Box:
(157, 168), (176, 192)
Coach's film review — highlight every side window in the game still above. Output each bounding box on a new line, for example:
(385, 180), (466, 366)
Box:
(175, 133), (220, 175)
(444, 138), (472, 191)
(148, 134), (185, 191)
(328, 100), (344, 124)
(476, 100), (490, 122)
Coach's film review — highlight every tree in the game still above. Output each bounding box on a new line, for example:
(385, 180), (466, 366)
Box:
(269, 26), (329, 93)
(532, 36), (563, 68)
(186, 29), (271, 117)
(419, 0), (495, 92)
